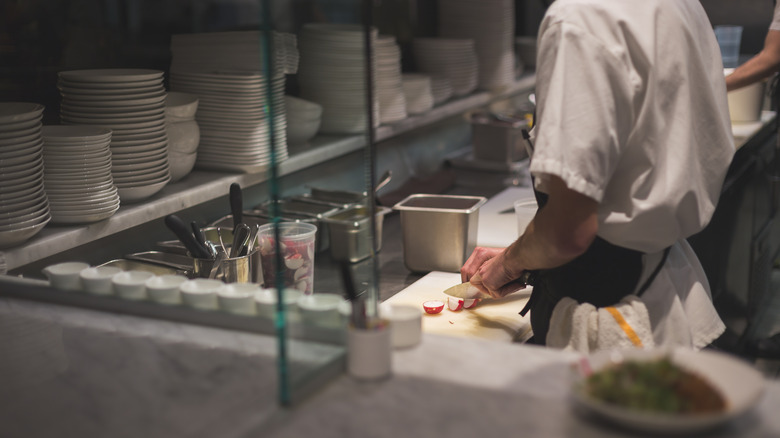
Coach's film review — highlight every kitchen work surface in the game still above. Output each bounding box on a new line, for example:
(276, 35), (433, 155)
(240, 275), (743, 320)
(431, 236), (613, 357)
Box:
(476, 186), (535, 248)
(383, 271), (532, 342)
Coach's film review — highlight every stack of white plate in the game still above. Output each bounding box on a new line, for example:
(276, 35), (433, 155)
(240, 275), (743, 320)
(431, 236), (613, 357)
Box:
(0, 102), (50, 249)
(401, 74), (434, 115)
(412, 38), (479, 97)
(57, 69), (170, 204)
(430, 76), (454, 106)
(41, 126), (120, 224)
(170, 30), (299, 76)
(297, 23), (380, 134)
(170, 70), (288, 173)
(438, 0), (516, 91)
(375, 35), (407, 124)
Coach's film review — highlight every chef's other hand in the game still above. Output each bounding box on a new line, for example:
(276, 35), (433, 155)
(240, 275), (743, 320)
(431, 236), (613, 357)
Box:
(461, 246), (504, 283)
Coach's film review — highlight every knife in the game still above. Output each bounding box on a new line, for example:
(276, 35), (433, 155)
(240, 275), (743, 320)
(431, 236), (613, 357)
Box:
(443, 271), (536, 300)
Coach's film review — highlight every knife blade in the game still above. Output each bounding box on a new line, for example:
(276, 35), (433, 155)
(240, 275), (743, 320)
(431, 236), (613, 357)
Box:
(443, 271), (536, 300)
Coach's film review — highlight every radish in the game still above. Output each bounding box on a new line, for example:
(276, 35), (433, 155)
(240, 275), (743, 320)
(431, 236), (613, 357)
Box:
(423, 300), (445, 314)
(447, 296), (464, 311)
(463, 298), (480, 309)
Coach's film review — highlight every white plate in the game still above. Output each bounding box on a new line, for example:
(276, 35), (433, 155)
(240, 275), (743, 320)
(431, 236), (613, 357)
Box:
(0, 102), (45, 124)
(58, 69), (164, 83)
(571, 348), (765, 435)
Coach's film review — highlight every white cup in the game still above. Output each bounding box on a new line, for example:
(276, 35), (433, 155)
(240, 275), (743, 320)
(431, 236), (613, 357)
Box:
(514, 198), (538, 236)
(146, 274), (187, 305)
(297, 293), (346, 328)
(384, 304), (423, 349)
(347, 321), (392, 380)
(79, 266), (122, 295)
(42, 262), (90, 291)
(218, 283), (261, 315)
(180, 279), (224, 310)
(112, 270), (154, 300)
(254, 288), (302, 319)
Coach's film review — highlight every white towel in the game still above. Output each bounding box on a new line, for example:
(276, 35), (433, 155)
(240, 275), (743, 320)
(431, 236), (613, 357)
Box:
(546, 295), (655, 353)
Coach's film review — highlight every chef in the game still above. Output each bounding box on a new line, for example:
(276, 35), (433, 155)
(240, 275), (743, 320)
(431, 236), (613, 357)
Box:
(461, 0), (734, 351)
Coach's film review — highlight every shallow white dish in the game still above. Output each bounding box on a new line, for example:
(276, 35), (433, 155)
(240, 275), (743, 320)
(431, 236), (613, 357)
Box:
(180, 278), (224, 310)
(42, 261), (90, 290)
(112, 270), (154, 300)
(79, 266), (122, 295)
(146, 274), (187, 305)
(254, 288), (302, 319)
(570, 348), (765, 435)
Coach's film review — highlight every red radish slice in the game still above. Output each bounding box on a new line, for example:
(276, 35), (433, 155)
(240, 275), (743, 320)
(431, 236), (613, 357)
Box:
(423, 300), (445, 314)
(447, 297), (464, 311)
(284, 253), (304, 270)
(463, 298), (480, 309)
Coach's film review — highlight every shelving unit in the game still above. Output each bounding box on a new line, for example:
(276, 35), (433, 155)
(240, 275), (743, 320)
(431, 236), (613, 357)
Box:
(0, 74), (535, 273)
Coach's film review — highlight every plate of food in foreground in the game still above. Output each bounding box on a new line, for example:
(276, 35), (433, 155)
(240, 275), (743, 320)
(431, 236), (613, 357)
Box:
(570, 348), (765, 434)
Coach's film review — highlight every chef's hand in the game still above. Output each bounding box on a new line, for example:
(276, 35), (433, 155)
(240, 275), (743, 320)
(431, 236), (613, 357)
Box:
(462, 247), (526, 299)
(461, 246), (503, 282)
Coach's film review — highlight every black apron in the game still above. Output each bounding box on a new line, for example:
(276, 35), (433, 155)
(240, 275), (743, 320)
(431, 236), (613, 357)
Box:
(520, 189), (670, 344)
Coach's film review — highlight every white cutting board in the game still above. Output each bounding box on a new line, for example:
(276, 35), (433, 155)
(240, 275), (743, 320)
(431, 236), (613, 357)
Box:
(477, 186), (536, 248)
(384, 271), (532, 342)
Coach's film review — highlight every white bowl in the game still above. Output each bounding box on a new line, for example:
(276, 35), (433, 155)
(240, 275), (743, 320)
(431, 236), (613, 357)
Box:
(146, 274), (187, 305)
(112, 270), (154, 300)
(284, 95), (323, 118)
(165, 91), (199, 120)
(42, 261), (89, 290)
(79, 266), (122, 295)
(286, 116), (321, 146)
(384, 304), (423, 348)
(218, 283), (261, 315)
(165, 119), (200, 153)
(168, 149), (197, 182)
(297, 293), (345, 328)
(180, 278), (223, 310)
(254, 288), (302, 319)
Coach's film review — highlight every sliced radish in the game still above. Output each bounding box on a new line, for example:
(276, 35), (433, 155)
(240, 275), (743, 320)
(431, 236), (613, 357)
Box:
(447, 297), (464, 311)
(423, 300), (445, 314)
(284, 253), (305, 270)
(463, 298), (480, 309)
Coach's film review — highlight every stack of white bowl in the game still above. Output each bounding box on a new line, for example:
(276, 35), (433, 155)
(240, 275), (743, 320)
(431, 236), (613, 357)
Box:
(430, 76), (454, 106)
(438, 0), (516, 91)
(170, 31), (299, 77)
(401, 74), (434, 115)
(0, 102), (50, 248)
(41, 126), (120, 224)
(412, 38), (479, 97)
(57, 69), (171, 204)
(284, 95), (322, 148)
(297, 23), (380, 134)
(164, 92), (200, 182)
(170, 71), (288, 173)
(375, 35), (407, 124)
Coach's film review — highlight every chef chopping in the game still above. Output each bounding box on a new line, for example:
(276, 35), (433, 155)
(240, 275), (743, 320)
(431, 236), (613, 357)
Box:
(460, 0), (735, 352)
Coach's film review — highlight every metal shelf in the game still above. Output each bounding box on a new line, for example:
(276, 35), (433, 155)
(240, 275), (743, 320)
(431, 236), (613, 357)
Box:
(0, 74), (536, 272)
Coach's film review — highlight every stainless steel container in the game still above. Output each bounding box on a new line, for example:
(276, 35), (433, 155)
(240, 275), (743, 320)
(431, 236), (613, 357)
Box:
(323, 205), (391, 263)
(470, 111), (531, 163)
(392, 194), (487, 272)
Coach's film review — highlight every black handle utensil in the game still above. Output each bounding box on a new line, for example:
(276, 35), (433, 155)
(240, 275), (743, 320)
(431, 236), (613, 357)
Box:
(164, 214), (212, 259)
(191, 221), (214, 258)
(229, 182), (243, 232)
(229, 223), (251, 258)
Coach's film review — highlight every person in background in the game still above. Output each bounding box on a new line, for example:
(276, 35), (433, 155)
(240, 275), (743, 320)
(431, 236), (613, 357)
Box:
(725, 1), (780, 91)
(461, 0), (734, 351)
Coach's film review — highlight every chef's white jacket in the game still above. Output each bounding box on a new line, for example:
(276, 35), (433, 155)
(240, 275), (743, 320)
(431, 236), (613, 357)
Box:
(530, 0), (734, 349)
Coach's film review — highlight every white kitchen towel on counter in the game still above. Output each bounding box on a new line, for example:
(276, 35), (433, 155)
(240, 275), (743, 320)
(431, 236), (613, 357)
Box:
(476, 186), (535, 248)
(546, 295), (655, 353)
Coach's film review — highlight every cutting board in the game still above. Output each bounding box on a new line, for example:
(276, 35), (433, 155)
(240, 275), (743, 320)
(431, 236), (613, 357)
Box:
(477, 186), (536, 248)
(384, 271), (532, 342)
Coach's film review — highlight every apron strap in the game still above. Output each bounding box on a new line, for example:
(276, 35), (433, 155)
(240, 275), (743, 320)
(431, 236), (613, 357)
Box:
(635, 246), (671, 297)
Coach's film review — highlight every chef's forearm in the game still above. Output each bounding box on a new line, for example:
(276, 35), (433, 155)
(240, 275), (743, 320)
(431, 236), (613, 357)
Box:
(726, 30), (780, 91)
